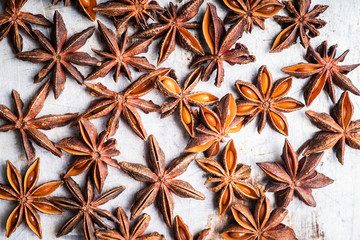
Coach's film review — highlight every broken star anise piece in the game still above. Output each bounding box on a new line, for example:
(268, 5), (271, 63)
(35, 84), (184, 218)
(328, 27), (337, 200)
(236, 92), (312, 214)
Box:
(270, 0), (328, 52)
(282, 41), (360, 106)
(0, 81), (78, 164)
(0, 158), (63, 238)
(119, 135), (205, 227)
(156, 66), (218, 137)
(52, 0), (97, 21)
(196, 139), (260, 215)
(304, 91), (360, 165)
(16, 11), (101, 99)
(174, 215), (210, 240)
(235, 65), (304, 136)
(191, 3), (256, 87)
(257, 140), (333, 207)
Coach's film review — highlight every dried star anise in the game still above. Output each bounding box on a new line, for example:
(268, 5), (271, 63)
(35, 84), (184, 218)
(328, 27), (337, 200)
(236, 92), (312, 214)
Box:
(86, 21), (155, 82)
(174, 215), (210, 240)
(0, 158), (63, 238)
(96, 207), (165, 240)
(304, 91), (360, 164)
(235, 65), (304, 136)
(51, 177), (125, 240)
(191, 3), (256, 87)
(0, 81), (78, 164)
(57, 119), (120, 193)
(196, 139), (260, 214)
(270, 0), (328, 52)
(119, 135), (205, 227)
(132, 0), (204, 65)
(16, 11), (101, 99)
(186, 94), (244, 157)
(156, 66), (218, 137)
(51, 0), (97, 21)
(257, 140), (333, 207)
(0, 0), (51, 53)
(282, 41), (360, 106)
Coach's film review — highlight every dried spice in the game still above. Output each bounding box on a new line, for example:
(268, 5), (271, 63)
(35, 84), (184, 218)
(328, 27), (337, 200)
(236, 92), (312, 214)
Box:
(0, 81), (78, 164)
(282, 41), (360, 106)
(0, 0), (51, 53)
(270, 0), (328, 52)
(235, 65), (304, 136)
(304, 91), (360, 164)
(52, 0), (97, 21)
(196, 139), (260, 214)
(156, 66), (218, 137)
(51, 177), (125, 240)
(119, 135), (205, 227)
(96, 207), (165, 240)
(132, 0), (204, 65)
(257, 140), (333, 207)
(16, 11), (100, 99)
(57, 119), (120, 193)
(0, 158), (63, 238)
(191, 3), (256, 87)
(174, 215), (210, 240)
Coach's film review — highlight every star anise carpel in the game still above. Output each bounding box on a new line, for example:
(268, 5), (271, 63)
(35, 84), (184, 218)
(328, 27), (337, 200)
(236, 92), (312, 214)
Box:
(51, 0), (97, 21)
(174, 215), (210, 240)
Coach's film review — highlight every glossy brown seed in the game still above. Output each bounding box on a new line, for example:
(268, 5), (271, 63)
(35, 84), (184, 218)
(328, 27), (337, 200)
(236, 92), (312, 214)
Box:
(174, 215), (210, 240)
(52, 0), (97, 21)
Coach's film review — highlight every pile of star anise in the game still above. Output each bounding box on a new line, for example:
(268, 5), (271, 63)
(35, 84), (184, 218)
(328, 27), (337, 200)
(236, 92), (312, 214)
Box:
(0, 0), (359, 239)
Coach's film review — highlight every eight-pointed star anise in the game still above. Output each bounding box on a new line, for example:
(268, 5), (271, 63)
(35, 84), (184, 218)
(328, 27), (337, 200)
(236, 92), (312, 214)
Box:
(235, 65), (304, 136)
(0, 81), (78, 164)
(51, 0), (97, 21)
(196, 139), (260, 215)
(119, 135), (205, 227)
(57, 119), (120, 193)
(257, 139), (333, 207)
(282, 41), (360, 106)
(190, 3), (256, 87)
(16, 11), (101, 99)
(0, 158), (63, 238)
(174, 215), (210, 240)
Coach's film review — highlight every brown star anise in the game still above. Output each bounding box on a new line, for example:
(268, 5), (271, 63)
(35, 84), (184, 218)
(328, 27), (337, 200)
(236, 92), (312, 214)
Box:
(51, 0), (97, 21)
(282, 41), (360, 106)
(132, 0), (204, 65)
(186, 93), (244, 157)
(57, 119), (120, 193)
(304, 91), (360, 165)
(51, 177), (125, 240)
(0, 158), (63, 238)
(257, 140), (334, 207)
(196, 139), (260, 215)
(156, 66), (218, 137)
(174, 215), (210, 240)
(86, 21), (155, 82)
(96, 207), (165, 240)
(16, 11), (101, 99)
(270, 0), (328, 52)
(0, 81), (78, 164)
(191, 3), (256, 87)
(235, 65), (304, 136)
(0, 0), (51, 53)
(119, 135), (205, 227)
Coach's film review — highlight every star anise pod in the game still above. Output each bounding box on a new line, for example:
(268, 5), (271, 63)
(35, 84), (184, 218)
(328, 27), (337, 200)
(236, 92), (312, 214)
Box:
(96, 207), (165, 240)
(221, 188), (297, 240)
(0, 158), (63, 238)
(51, 177), (125, 240)
(257, 140), (333, 207)
(223, 0), (284, 33)
(235, 65), (304, 136)
(196, 139), (260, 215)
(190, 3), (256, 87)
(0, 0), (51, 53)
(16, 11), (101, 99)
(51, 0), (97, 21)
(282, 41), (360, 106)
(0, 81), (78, 164)
(57, 119), (120, 193)
(270, 0), (328, 52)
(186, 94), (244, 157)
(119, 135), (205, 227)
(132, 0), (204, 65)
(86, 21), (155, 83)
(304, 91), (360, 165)
(174, 215), (210, 240)
(75, 68), (170, 139)
(156, 66), (218, 137)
